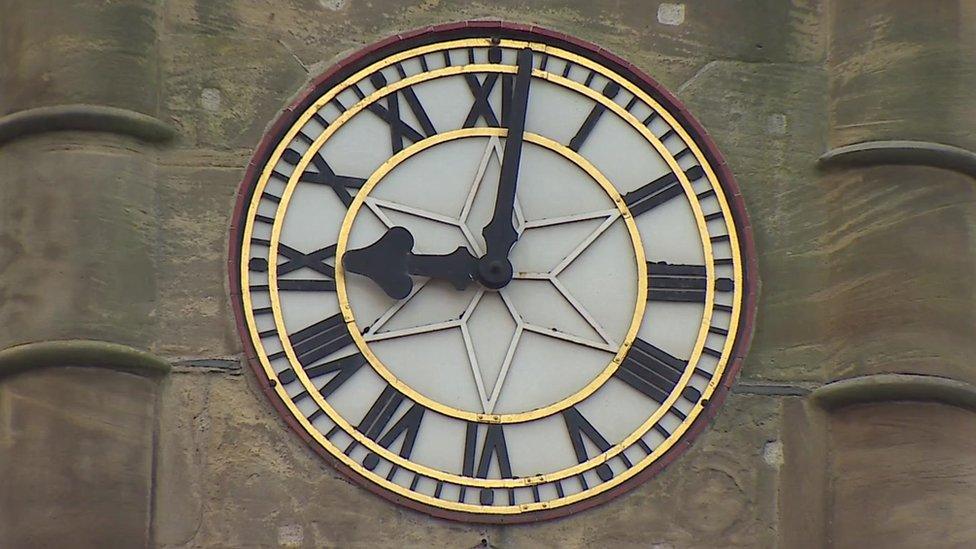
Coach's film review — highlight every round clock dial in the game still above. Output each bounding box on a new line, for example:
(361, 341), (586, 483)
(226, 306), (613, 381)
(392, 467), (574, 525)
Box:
(231, 23), (756, 522)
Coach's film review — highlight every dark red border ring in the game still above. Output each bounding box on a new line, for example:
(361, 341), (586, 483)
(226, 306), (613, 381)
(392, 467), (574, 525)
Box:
(228, 21), (758, 524)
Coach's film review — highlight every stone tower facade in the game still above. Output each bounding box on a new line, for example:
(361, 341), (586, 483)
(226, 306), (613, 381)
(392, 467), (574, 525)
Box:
(1, 1), (975, 547)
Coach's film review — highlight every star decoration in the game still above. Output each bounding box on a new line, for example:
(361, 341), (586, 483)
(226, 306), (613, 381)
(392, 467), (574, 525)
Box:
(358, 136), (623, 414)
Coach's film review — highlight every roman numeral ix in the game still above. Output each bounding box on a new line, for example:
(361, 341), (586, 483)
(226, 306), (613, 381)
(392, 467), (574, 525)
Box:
(248, 242), (337, 293)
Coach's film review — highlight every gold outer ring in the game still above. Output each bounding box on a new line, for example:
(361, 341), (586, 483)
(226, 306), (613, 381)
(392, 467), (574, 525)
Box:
(334, 128), (646, 423)
(238, 37), (744, 513)
(267, 64), (710, 484)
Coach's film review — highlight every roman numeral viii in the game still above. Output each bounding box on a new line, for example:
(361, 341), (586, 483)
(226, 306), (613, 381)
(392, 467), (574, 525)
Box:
(562, 407), (615, 482)
(616, 338), (701, 404)
(358, 385), (426, 471)
(285, 313), (354, 368)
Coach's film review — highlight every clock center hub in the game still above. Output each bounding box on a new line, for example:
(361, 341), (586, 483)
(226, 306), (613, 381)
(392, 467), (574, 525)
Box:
(476, 257), (513, 289)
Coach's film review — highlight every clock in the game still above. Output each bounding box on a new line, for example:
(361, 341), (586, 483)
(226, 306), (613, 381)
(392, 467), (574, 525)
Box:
(230, 22), (756, 522)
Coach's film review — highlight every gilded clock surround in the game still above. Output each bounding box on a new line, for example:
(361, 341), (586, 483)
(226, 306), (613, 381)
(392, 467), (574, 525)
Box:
(329, 127), (649, 423)
(231, 24), (754, 523)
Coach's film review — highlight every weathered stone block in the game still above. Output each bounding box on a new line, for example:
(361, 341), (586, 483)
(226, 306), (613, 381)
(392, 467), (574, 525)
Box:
(822, 165), (976, 383)
(0, 133), (159, 349)
(160, 28), (308, 149)
(153, 151), (251, 356)
(828, 402), (976, 547)
(828, 0), (976, 150)
(154, 371), (781, 548)
(0, 366), (159, 548)
(0, 0), (161, 116)
(678, 61), (830, 383)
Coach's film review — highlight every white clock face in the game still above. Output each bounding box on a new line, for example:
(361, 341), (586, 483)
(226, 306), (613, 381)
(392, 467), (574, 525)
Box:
(233, 27), (753, 522)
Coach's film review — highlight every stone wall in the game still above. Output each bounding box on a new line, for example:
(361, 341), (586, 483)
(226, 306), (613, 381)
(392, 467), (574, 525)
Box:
(1, 1), (974, 547)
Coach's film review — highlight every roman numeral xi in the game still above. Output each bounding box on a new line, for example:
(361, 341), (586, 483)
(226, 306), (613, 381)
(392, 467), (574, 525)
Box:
(366, 72), (436, 153)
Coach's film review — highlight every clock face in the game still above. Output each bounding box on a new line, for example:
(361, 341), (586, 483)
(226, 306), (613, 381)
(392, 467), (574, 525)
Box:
(230, 23), (756, 522)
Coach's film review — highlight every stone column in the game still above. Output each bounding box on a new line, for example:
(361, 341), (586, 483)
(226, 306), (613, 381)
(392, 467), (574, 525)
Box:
(0, 0), (174, 349)
(0, 2), (174, 547)
(0, 342), (170, 547)
(780, 2), (976, 546)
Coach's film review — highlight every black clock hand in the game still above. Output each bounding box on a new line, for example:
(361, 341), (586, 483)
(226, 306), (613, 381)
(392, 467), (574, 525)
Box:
(343, 226), (478, 300)
(478, 47), (534, 289)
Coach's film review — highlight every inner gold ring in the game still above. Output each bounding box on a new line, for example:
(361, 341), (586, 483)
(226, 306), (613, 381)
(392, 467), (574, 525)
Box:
(335, 128), (647, 423)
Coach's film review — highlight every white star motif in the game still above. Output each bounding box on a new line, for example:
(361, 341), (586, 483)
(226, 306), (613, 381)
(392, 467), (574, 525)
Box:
(359, 136), (621, 414)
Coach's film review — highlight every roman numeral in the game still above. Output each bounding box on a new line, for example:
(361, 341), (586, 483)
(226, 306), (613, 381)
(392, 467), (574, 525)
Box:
(287, 314), (353, 367)
(463, 423), (513, 479)
(463, 423), (513, 506)
(276, 243), (336, 292)
(277, 280), (336, 292)
(568, 82), (621, 152)
(648, 262), (706, 302)
(277, 352), (365, 398)
(367, 72), (436, 153)
(616, 338), (702, 404)
(623, 165), (705, 216)
(462, 46), (512, 128)
(358, 386), (426, 470)
(562, 407), (614, 482)
(462, 73), (515, 128)
(647, 262), (735, 302)
(281, 148), (366, 207)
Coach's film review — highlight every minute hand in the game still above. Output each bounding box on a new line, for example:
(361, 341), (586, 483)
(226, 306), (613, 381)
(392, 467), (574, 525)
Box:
(478, 48), (533, 289)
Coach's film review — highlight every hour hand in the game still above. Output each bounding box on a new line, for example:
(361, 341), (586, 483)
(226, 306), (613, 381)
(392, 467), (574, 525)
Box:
(343, 227), (478, 300)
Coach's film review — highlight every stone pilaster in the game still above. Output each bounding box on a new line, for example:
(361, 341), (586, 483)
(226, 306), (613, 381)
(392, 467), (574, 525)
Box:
(0, 2), (173, 547)
(0, 0), (173, 349)
(0, 341), (169, 548)
(778, 2), (976, 546)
